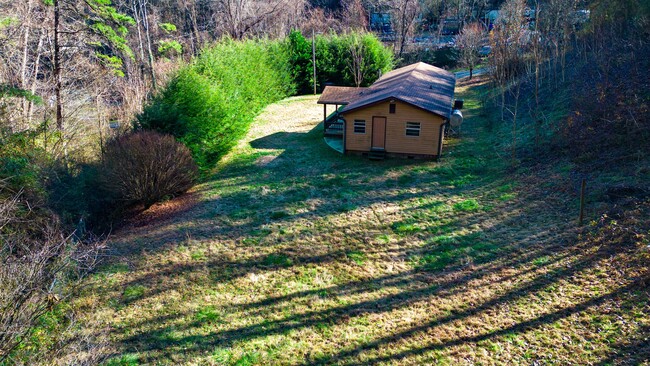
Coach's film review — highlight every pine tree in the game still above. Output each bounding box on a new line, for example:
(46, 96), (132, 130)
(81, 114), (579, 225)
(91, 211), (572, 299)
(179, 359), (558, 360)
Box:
(43, 0), (135, 130)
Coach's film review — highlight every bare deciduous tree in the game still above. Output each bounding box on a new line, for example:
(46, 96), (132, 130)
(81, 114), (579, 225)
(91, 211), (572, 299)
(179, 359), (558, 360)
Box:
(46, 0), (137, 132)
(347, 33), (366, 87)
(341, 0), (367, 31)
(489, 0), (526, 121)
(0, 0), (49, 131)
(537, 0), (576, 86)
(300, 7), (341, 35)
(213, 0), (304, 39)
(456, 22), (483, 79)
(390, 0), (420, 58)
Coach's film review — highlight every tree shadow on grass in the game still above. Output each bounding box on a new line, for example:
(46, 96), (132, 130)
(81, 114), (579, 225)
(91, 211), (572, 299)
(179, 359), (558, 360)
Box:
(114, 212), (604, 362)
(99, 93), (649, 365)
(249, 132), (312, 150)
(593, 324), (650, 366)
(116, 232), (647, 364)
(105, 122), (451, 257)
(307, 277), (648, 365)
(109, 192), (574, 312)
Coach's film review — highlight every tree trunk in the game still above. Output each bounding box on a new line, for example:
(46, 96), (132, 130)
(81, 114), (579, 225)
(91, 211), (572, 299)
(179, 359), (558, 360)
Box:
(397, 0), (410, 58)
(312, 29), (317, 94)
(140, 0), (156, 89)
(511, 81), (520, 165)
(20, 0), (34, 127)
(132, 0), (146, 61)
(500, 87), (505, 122)
(54, 0), (63, 131)
(95, 89), (105, 158)
(27, 33), (44, 124)
(533, 2), (540, 148)
(189, 2), (202, 54)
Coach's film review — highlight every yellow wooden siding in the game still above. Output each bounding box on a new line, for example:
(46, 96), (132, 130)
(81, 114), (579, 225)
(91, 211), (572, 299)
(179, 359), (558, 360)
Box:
(342, 100), (445, 155)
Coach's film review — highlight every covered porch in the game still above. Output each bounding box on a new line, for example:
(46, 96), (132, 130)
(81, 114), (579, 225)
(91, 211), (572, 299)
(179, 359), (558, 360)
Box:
(317, 86), (366, 153)
(317, 86), (366, 137)
(322, 106), (345, 137)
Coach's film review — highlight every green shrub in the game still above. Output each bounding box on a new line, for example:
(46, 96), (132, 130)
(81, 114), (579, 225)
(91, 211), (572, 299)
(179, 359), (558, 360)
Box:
(138, 39), (294, 170)
(158, 40), (182, 57)
(140, 34), (391, 170)
(288, 30), (394, 94)
(0, 128), (51, 200)
(287, 30), (313, 95)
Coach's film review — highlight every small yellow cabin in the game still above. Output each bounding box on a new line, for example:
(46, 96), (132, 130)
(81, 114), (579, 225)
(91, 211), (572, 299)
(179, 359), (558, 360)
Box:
(318, 62), (456, 159)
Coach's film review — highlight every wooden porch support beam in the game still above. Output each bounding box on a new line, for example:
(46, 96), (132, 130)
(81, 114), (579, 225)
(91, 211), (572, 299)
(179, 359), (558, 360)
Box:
(323, 104), (327, 125)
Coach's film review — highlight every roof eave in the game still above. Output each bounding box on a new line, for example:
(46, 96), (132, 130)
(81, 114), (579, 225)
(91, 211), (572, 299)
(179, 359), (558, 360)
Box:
(341, 96), (451, 119)
(316, 101), (351, 105)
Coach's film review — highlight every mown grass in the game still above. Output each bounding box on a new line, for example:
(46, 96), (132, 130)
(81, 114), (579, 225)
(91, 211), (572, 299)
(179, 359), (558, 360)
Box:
(78, 89), (649, 365)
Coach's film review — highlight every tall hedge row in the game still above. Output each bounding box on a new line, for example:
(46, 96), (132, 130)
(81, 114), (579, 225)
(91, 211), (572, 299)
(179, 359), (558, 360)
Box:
(137, 39), (294, 170)
(289, 30), (394, 94)
(139, 32), (393, 171)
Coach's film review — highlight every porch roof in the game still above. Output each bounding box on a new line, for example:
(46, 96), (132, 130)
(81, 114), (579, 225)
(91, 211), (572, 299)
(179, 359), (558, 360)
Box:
(317, 86), (368, 105)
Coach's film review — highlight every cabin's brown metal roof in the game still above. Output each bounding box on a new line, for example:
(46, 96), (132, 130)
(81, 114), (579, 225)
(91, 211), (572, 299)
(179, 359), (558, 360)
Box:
(340, 62), (456, 118)
(317, 86), (368, 105)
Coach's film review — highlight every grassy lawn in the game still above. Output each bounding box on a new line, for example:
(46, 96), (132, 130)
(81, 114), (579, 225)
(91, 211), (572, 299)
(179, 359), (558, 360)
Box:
(82, 84), (649, 365)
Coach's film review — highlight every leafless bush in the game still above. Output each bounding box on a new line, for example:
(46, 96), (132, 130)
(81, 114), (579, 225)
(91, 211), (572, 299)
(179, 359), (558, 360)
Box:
(26, 311), (110, 366)
(0, 189), (105, 363)
(100, 131), (198, 209)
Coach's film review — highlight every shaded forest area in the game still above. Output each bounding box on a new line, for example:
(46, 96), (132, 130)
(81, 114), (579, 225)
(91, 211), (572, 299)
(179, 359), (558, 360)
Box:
(479, 0), (649, 234)
(1, 0), (649, 363)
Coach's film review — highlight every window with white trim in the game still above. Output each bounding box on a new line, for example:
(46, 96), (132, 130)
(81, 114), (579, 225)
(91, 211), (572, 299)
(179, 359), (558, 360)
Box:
(405, 122), (421, 136)
(353, 120), (366, 134)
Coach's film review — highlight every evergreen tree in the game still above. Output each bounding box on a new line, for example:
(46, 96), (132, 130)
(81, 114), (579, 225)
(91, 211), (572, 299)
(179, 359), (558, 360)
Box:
(44, 0), (135, 130)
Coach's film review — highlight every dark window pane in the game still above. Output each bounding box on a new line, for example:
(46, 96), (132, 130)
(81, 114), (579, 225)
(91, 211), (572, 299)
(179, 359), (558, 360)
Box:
(354, 120), (366, 134)
(406, 122), (420, 136)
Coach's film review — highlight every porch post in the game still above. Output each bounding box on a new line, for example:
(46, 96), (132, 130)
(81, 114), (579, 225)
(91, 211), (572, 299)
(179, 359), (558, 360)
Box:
(323, 104), (327, 124)
(342, 118), (346, 155)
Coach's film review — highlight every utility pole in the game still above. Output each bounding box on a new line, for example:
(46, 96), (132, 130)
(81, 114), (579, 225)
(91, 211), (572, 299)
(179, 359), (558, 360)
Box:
(312, 29), (317, 95)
